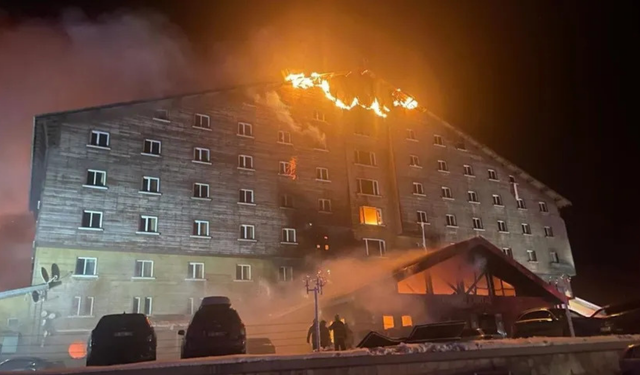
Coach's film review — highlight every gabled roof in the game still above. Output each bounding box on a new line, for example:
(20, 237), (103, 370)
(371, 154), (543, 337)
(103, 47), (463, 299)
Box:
(392, 236), (567, 303)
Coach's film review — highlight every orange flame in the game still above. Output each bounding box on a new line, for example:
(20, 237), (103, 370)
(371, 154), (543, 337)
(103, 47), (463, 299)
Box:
(285, 72), (419, 118)
(289, 157), (297, 180)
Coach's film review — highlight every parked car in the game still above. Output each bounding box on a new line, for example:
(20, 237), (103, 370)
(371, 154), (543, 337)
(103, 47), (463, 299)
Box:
(0, 357), (63, 371)
(592, 300), (640, 335)
(620, 343), (640, 375)
(459, 328), (505, 341)
(512, 307), (601, 338)
(86, 313), (157, 366)
(246, 338), (276, 354)
(179, 296), (246, 359)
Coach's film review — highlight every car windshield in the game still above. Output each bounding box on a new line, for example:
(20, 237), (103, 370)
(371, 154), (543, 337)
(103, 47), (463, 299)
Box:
(189, 305), (241, 331)
(95, 314), (150, 332)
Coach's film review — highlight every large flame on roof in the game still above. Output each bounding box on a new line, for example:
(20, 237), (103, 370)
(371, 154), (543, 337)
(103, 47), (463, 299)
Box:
(285, 72), (418, 118)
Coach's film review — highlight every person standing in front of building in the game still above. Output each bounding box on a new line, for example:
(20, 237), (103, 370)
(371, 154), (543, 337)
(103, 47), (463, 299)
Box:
(319, 320), (331, 350)
(306, 319), (319, 351)
(329, 315), (347, 351)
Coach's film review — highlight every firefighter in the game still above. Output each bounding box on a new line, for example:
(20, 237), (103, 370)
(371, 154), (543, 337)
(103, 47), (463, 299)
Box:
(329, 315), (347, 351)
(319, 320), (331, 350)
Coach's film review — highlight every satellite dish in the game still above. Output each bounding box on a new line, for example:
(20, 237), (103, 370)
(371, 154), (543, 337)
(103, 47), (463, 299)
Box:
(32, 291), (40, 303)
(51, 264), (60, 280)
(41, 310), (48, 318)
(48, 312), (56, 319)
(41, 267), (50, 283)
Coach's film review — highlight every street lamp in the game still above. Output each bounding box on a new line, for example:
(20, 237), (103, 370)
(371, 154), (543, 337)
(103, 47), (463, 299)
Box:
(304, 270), (328, 351)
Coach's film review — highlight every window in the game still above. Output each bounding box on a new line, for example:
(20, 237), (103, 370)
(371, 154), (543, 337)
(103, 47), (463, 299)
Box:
(463, 165), (474, 176)
(492, 194), (503, 206)
(138, 215), (158, 234)
(238, 155), (254, 170)
(154, 109), (169, 121)
(239, 189), (254, 204)
(359, 206), (383, 226)
(406, 129), (417, 140)
(417, 211), (428, 224)
(413, 182), (425, 195)
(278, 130), (292, 144)
(193, 147), (210, 163)
(313, 110), (326, 121)
(433, 134), (444, 146)
(316, 167), (329, 181)
(237, 122), (253, 137)
(318, 199), (332, 213)
(134, 260), (154, 278)
(279, 266), (293, 282)
(81, 211), (102, 229)
(488, 169), (498, 180)
(280, 194), (294, 208)
(132, 297), (140, 313)
(517, 199), (527, 209)
(437, 160), (449, 172)
(85, 170), (107, 187)
(502, 248), (513, 258)
(188, 262), (204, 279)
(456, 139), (466, 150)
(497, 220), (508, 233)
(446, 214), (457, 227)
(521, 223), (532, 235)
(193, 183), (210, 199)
(467, 191), (479, 203)
(539, 201), (549, 213)
(472, 217), (484, 230)
(141, 176), (160, 193)
(409, 155), (421, 167)
(71, 296), (94, 317)
(279, 161), (293, 176)
(550, 251), (559, 263)
(357, 179), (380, 196)
(89, 130), (110, 148)
(75, 257), (97, 276)
(383, 315), (395, 330)
(402, 316), (413, 327)
(194, 113), (210, 129)
(143, 297), (153, 315)
(527, 250), (538, 262)
(354, 122), (372, 136)
(364, 239), (386, 257)
(239, 224), (255, 240)
(354, 150), (376, 166)
(193, 220), (210, 237)
(143, 139), (161, 155)
(544, 226), (554, 237)
(509, 175), (516, 183)
(282, 228), (297, 243)
(441, 186), (453, 199)
(236, 264), (251, 281)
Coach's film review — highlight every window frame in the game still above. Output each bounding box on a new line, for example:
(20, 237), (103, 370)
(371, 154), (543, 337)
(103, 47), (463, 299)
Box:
(237, 122), (254, 137)
(521, 223), (532, 235)
(502, 248), (513, 258)
(80, 210), (103, 230)
(281, 228), (297, 244)
(143, 297), (153, 315)
(467, 190), (479, 203)
(84, 169), (107, 189)
(138, 215), (159, 234)
(280, 194), (294, 208)
(492, 194), (504, 206)
(409, 155), (421, 168)
(235, 264), (252, 281)
(318, 198), (332, 213)
(357, 178), (380, 196)
(539, 201), (549, 213)
(413, 182), (425, 196)
(239, 224), (256, 241)
(238, 189), (255, 205)
(406, 129), (417, 141)
(497, 220), (508, 233)
(278, 130), (292, 144)
(193, 147), (211, 164)
(279, 161), (293, 176)
(74, 257), (98, 277)
(463, 164), (474, 176)
(194, 113), (211, 129)
(141, 176), (161, 194)
(517, 199), (527, 210)
(279, 266), (294, 282)
(359, 206), (384, 226)
(313, 110), (326, 122)
(71, 296), (94, 317)
(153, 109), (169, 122)
(441, 186), (453, 199)
(142, 139), (162, 156)
(416, 211), (428, 224)
(488, 169), (499, 181)
(527, 250), (538, 262)
(354, 150), (377, 166)
(192, 220), (210, 237)
(193, 183), (210, 199)
(134, 260), (154, 279)
(187, 262), (205, 280)
(437, 160), (449, 172)
(446, 214), (458, 228)
(88, 130), (110, 149)
(550, 251), (560, 263)
(238, 154), (254, 170)
(316, 167), (330, 181)
(364, 238), (386, 257)
(472, 217), (484, 231)
(433, 134), (444, 146)
(544, 226), (554, 237)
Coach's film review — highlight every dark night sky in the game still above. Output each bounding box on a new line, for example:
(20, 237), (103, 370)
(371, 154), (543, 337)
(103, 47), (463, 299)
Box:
(1, 0), (638, 303)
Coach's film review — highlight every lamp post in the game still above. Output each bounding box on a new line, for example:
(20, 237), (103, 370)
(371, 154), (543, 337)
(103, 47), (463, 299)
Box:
(304, 270), (328, 351)
(552, 274), (575, 337)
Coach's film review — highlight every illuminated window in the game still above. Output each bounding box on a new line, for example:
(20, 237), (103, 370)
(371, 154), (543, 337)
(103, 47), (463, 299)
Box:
(437, 160), (449, 172)
(492, 194), (503, 206)
(441, 186), (453, 199)
(316, 167), (330, 181)
(237, 122), (253, 137)
(238, 155), (254, 170)
(527, 250), (537, 262)
(463, 165), (474, 176)
(383, 315), (395, 330)
(194, 114), (210, 129)
(550, 251), (559, 263)
(406, 129), (417, 140)
(417, 211), (428, 224)
(358, 179), (380, 195)
(517, 199), (527, 209)
(278, 130), (292, 144)
(488, 169), (498, 181)
(401, 315), (413, 327)
(354, 150), (376, 166)
(279, 161), (293, 176)
(468, 191), (479, 203)
(544, 226), (554, 237)
(498, 220), (508, 232)
(539, 201), (549, 213)
(89, 130), (110, 148)
(413, 182), (424, 195)
(522, 223), (532, 235)
(433, 134), (443, 146)
(493, 276), (516, 296)
(472, 217), (484, 230)
(364, 239), (386, 256)
(359, 206), (383, 226)
(446, 214), (457, 227)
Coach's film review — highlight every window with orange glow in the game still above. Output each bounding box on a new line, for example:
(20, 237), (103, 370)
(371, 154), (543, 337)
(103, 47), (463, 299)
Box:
(383, 315), (395, 330)
(401, 315), (413, 327)
(493, 276), (516, 296)
(359, 206), (383, 225)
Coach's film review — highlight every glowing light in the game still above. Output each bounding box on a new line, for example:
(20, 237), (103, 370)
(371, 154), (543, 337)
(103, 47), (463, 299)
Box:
(68, 341), (87, 359)
(285, 72), (420, 118)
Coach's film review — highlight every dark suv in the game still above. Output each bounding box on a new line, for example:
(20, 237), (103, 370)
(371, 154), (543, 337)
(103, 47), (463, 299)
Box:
(179, 296), (246, 358)
(86, 313), (157, 366)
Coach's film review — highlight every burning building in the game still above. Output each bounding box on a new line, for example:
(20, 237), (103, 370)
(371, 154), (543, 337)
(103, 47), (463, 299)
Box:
(15, 70), (574, 355)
